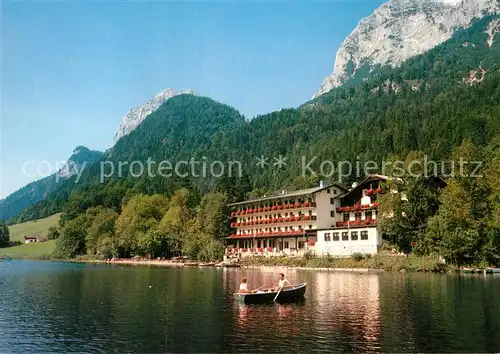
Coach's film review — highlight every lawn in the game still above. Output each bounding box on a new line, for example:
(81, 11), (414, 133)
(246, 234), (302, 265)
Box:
(0, 240), (56, 258)
(8, 213), (61, 242)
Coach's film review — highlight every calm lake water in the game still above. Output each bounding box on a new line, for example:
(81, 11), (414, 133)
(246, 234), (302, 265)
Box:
(0, 260), (499, 353)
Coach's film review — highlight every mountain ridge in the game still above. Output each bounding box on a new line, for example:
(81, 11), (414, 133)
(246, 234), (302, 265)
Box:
(113, 88), (195, 144)
(0, 146), (104, 222)
(314, 0), (500, 98)
(4, 14), (500, 223)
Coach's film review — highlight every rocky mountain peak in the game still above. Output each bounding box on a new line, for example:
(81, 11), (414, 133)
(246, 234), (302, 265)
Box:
(57, 146), (104, 178)
(113, 88), (194, 144)
(313, 0), (499, 98)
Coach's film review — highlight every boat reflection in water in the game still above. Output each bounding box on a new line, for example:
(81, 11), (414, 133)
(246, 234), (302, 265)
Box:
(227, 268), (382, 352)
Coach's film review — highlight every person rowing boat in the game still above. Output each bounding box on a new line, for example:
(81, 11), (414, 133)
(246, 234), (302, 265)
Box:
(270, 273), (295, 291)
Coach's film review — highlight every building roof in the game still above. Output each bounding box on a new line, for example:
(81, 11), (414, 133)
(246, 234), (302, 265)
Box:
(228, 183), (347, 207)
(337, 174), (393, 199)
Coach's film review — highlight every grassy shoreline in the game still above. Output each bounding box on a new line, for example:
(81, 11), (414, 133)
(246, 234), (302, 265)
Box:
(5, 251), (493, 274)
(239, 254), (452, 273)
(62, 254), (452, 273)
(0, 240), (56, 259)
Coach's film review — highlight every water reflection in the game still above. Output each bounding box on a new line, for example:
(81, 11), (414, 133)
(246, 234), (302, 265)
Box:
(312, 272), (381, 345)
(223, 269), (382, 352)
(237, 303), (249, 326)
(2, 261), (499, 353)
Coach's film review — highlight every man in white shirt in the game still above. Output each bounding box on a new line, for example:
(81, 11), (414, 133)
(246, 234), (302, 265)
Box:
(273, 273), (294, 291)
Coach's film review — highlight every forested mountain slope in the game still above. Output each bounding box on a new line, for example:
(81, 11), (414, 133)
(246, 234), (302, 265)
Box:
(11, 15), (500, 223)
(0, 146), (104, 222)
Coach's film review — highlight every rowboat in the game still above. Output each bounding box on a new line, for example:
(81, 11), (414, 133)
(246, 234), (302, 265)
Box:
(234, 283), (307, 304)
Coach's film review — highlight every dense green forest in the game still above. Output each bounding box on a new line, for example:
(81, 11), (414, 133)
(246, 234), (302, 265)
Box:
(5, 16), (500, 264)
(378, 141), (500, 266)
(0, 146), (104, 221)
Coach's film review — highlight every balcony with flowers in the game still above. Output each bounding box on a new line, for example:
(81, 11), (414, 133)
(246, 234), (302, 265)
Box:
(229, 228), (309, 239)
(225, 243), (311, 257)
(333, 218), (377, 228)
(229, 200), (317, 218)
(231, 214), (317, 228)
(335, 202), (380, 215)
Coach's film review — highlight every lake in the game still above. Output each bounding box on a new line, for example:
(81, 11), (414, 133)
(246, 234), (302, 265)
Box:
(0, 260), (499, 353)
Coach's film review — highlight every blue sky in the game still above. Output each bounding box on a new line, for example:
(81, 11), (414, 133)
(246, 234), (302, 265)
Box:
(1, 0), (385, 198)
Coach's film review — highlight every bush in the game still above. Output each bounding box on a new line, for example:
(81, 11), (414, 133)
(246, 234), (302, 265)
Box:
(0, 222), (10, 248)
(352, 252), (364, 261)
(47, 226), (60, 240)
(198, 239), (225, 261)
(378, 241), (398, 253)
(303, 250), (316, 260)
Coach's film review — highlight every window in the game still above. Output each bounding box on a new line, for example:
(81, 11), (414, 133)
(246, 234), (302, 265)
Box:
(342, 232), (349, 241)
(334, 189), (337, 194)
(309, 225), (312, 229)
(327, 189), (330, 194)
(298, 241), (305, 249)
(324, 233), (331, 242)
(284, 241), (289, 249)
(330, 210), (335, 217)
(361, 231), (368, 240)
(351, 231), (358, 241)
(333, 232), (340, 241)
(330, 198), (335, 204)
(263, 240), (267, 248)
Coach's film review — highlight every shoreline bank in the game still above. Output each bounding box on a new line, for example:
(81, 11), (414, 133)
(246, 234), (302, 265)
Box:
(241, 264), (385, 273)
(239, 254), (451, 273)
(56, 255), (449, 273)
(5, 255), (498, 274)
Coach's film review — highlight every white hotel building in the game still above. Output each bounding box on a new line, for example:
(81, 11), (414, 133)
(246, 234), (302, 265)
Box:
(227, 175), (388, 257)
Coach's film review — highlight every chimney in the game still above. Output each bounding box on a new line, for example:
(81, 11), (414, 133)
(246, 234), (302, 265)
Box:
(319, 179), (329, 188)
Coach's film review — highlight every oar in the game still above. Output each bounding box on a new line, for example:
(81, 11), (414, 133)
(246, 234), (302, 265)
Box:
(251, 284), (270, 293)
(273, 285), (284, 302)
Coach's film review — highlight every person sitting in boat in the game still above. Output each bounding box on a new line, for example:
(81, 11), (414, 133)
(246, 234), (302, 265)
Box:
(271, 273), (294, 291)
(239, 277), (251, 293)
